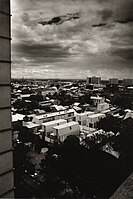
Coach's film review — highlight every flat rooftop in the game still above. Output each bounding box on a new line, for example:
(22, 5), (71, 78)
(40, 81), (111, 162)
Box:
(77, 111), (94, 116)
(12, 113), (25, 122)
(34, 109), (75, 120)
(24, 122), (40, 129)
(53, 121), (79, 130)
(42, 119), (67, 126)
(87, 113), (105, 118)
(90, 96), (103, 100)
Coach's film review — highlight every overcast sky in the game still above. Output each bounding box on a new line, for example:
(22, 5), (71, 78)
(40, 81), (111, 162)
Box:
(11, 0), (133, 79)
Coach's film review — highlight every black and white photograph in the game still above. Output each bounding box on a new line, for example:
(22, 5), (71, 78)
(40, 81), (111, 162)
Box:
(0, 0), (133, 198)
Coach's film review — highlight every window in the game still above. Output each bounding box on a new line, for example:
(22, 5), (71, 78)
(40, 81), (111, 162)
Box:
(78, 121), (81, 125)
(89, 123), (93, 128)
(68, 113), (71, 117)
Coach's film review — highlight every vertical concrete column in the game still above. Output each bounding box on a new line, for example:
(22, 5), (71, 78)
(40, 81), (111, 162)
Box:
(0, 0), (14, 198)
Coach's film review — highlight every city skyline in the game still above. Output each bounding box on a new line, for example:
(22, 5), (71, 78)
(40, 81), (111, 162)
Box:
(11, 0), (133, 79)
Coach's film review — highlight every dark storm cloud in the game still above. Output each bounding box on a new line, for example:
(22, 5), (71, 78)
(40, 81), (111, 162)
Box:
(12, 43), (72, 64)
(98, 9), (113, 21)
(110, 48), (133, 63)
(115, 19), (133, 24)
(39, 12), (80, 26)
(92, 23), (106, 28)
(12, 0), (133, 79)
(113, 0), (133, 23)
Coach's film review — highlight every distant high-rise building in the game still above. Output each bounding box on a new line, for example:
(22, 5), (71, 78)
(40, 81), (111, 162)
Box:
(109, 78), (118, 85)
(123, 79), (133, 86)
(0, 0), (14, 198)
(86, 76), (101, 85)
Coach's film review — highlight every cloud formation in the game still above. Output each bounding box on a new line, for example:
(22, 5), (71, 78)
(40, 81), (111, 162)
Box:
(11, 0), (133, 79)
(39, 13), (80, 26)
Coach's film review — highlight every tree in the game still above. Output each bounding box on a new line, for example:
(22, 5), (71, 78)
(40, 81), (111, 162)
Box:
(19, 127), (35, 143)
(97, 115), (120, 133)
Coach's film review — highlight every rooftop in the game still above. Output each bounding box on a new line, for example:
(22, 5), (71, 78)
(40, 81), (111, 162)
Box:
(53, 121), (79, 130)
(12, 113), (25, 122)
(90, 96), (103, 100)
(42, 119), (66, 126)
(23, 122), (41, 129)
(77, 111), (94, 116)
(87, 113), (105, 118)
(34, 109), (75, 120)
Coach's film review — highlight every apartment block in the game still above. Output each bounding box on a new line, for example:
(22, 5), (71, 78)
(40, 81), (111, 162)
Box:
(32, 109), (75, 124)
(76, 111), (94, 126)
(53, 121), (80, 142)
(86, 76), (101, 85)
(42, 119), (67, 137)
(87, 113), (105, 128)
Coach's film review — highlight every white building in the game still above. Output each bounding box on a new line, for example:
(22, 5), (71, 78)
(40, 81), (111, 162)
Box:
(42, 119), (67, 137)
(97, 102), (109, 112)
(12, 113), (25, 123)
(23, 122), (41, 134)
(76, 111), (94, 126)
(87, 113), (105, 128)
(90, 96), (105, 106)
(53, 121), (80, 142)
(32, 109), (75, 124)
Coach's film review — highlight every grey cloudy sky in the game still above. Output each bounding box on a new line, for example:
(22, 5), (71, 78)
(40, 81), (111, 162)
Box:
(11, 0), (133, 79)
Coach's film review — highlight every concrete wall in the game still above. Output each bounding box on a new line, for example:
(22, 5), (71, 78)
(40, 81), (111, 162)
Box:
(97, 103), (109, 112)
(53, 122), (80, 142)
(87, 114), (105, 128)
(76, 111), (94, 126)
(0, 0), (14, 197)
(42, 119), (67, 136)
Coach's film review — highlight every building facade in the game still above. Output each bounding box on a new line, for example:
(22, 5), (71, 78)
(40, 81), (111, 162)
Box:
(109, 78), (118, 85)
(90, 96), (105, 106)
(32, 109), (75, 124)
(76, 111), (94, 126)
(86, 76), (101, 85)
(53, 121), (80, 142)
(123, 79), (133, 86)
(97, 102), (109, 112)
(0, 0), (14, 198)
(42, 119), (67, 138)
(87, 113), (105, 128)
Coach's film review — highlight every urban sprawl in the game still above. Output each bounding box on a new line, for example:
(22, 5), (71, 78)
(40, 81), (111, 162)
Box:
(11, 76), (133, 198)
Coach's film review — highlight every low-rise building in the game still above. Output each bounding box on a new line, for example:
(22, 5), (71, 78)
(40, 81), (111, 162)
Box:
(97, 102), (109, 112)
(86, 76), (101, 85)
(53, 121), (80, 142)
(123, 79), (133, 86)
(109, 78), (118, 85)
(12, 113), (25, 126)
(76, 111), (94, 126)
(32, 109), (75, 124)
(23, 122), (41, 134)
(90, 96), (105, 106)
(42, 119), (67, 137)
(87, 113), (105, 128)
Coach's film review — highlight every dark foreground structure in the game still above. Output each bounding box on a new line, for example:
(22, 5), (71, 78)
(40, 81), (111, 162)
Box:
(0, 0), (14, 198)
(110, 172), (133, 199)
